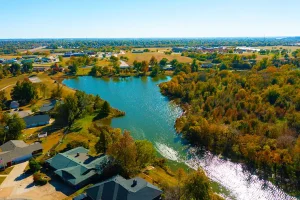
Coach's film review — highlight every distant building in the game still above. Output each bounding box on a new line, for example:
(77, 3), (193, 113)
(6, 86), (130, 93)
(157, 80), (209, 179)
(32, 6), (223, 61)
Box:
(75, 175), (162, 200)
(39, 100), (59, 113)
(0, 140), (43, 169)
(33, 67), (49, 72)
(10, 101), (19, 109)
(201, 63), (214, 68)
(172, 47), (187, 53)
(46, 147), (111, 188)
(3, 59), (17, 65)
(163, 64), (173, 71)
(23, 115), (50, 128)
(132, 50), (144, 54)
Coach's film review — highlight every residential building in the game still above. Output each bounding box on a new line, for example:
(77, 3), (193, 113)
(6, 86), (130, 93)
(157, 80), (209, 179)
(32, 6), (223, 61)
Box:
(46, 147), (111, 188)
(39, 100), (59, 113)
(23, 114), (50, 128)
(0, 140), (43, 169)
(10, 101), (19, 109)
(201, 63), (214, 68)
(75, 175), (162, 200)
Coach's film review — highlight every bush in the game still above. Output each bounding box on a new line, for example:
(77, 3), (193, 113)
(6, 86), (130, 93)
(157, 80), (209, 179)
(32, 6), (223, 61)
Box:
(33, 172), (50, 186)
(29, 158), (41, 172)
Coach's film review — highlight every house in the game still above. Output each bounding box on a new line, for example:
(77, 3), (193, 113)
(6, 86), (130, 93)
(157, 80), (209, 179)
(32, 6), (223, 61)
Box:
(201, 63), (214, 68)
(4, 59), (17, 64)
(39, 100), (58, 113)
(10, 101), (19, 109)
(33, 67), (49, 72)
(163, 64), (173, 71)
(172, 47), (187, 53)
(46, 147), (111, 188)
(0, 140), (42, 169)
(75, 175), (162, 200)
(23, 115), (50, 128)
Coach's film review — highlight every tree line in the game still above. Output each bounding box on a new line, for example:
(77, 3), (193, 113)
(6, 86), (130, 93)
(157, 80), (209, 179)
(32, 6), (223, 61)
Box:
(160, 67), (300, 196)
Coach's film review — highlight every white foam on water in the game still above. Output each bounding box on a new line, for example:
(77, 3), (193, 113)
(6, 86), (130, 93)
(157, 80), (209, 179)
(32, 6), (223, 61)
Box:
(155, 142), (181, 162)
(185, 149), (297, 200)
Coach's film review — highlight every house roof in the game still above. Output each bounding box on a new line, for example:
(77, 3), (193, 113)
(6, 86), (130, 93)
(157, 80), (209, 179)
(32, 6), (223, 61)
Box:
(86, 175), (162, 200)
(46, 147), (111, 186)
(0, 141), (42, 166)
(39, 100), (58, 112)
(23, 115), (50, 126)
(0, 140), (28, 151)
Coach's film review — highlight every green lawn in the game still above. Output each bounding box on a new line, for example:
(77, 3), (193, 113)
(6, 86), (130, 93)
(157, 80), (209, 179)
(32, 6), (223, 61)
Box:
(0, 176), (6, 185)
(0, 166), (14, 175)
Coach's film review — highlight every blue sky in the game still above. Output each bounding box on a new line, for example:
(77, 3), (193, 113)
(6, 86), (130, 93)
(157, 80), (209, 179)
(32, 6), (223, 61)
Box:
(0, 0), (299, 38)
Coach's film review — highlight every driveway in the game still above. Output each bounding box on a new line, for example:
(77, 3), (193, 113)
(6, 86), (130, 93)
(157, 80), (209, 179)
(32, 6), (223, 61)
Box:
(0, 162), (73, 200)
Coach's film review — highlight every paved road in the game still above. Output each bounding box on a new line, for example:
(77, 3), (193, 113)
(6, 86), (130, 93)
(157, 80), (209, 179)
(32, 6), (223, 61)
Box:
(0, 161), (28, 188)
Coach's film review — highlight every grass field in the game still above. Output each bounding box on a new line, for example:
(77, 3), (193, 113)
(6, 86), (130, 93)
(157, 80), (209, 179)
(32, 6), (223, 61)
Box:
(257, 46), (300, 51)
(138, 166), (177, 188)
(0, 176), (6, 185)
(121, 52), (192, 65)
(0, 166), (14, 175)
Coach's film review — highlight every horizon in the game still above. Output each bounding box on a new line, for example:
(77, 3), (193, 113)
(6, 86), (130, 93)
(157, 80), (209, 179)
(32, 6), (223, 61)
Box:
(1, 0), (300, 38)
(0, 36), (299, 40)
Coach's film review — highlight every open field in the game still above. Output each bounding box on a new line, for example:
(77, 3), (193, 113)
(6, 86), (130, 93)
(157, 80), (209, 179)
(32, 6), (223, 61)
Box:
(257, 46), (300, 51)
(138, 166), (177, 188)
(121, 52), (193, 65)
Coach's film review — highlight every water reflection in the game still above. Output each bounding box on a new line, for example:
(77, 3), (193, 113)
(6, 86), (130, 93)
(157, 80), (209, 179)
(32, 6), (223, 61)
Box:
(63, 76), (296, 200)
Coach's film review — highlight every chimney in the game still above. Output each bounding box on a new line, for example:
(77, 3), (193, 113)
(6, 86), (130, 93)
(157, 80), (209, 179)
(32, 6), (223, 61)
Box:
(131, 179), (137, 187)
(76, 152), (79, 157)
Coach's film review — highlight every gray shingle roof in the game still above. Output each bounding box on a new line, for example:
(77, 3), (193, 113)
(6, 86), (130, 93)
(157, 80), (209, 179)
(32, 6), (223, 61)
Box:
(0, 141), (43, 166)
(86, 175), (162, 200)
(0, 140), (28, 151)
(46, 147), (111, 186)
(23, 115), (50, 126)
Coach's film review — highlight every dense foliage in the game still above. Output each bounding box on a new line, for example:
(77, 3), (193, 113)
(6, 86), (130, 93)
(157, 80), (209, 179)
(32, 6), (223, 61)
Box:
(1, 38), (300, 54)
(0, 113), (25, 143)
(91, 125), (156, 176)
(11, 79), (38, 105)
(160, 68), (300, 195)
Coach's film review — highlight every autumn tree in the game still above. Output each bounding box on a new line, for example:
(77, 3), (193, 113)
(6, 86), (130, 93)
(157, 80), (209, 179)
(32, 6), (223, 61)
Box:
(107, 131), (137, 175)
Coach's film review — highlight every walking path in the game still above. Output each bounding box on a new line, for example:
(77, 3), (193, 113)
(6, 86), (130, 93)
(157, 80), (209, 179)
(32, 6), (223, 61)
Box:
(0, 84), (15, 91)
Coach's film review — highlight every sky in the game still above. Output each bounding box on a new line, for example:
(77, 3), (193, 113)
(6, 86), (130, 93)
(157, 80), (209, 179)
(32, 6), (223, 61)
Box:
(0, 0), (299, 38)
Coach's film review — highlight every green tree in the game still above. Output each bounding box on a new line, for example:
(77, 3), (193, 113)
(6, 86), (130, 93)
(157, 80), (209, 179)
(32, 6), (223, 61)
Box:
(108, 131), (137, 176)
(101, 101), (111, 117)
(135, 140), (155, 168)
(191, 59), (199, 72)
(159, 58), (168, 67)
(51, 83), (63, 99)
(29, 158), (41, 172)
(95, 131), (108, 153)
(0, 113), (25, 144)
(10, 63), (21, 74)
(11, 79), (38, 105)
(0, 90), (7, 110)
(22, 62), (33, 73)
(182, 169), (211, 200)
(150, 65), (160, 77)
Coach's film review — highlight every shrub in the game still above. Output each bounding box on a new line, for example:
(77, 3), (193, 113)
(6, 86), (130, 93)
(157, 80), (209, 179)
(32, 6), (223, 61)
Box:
(33, 172), (50, 186)
(29, 158), (41, 172)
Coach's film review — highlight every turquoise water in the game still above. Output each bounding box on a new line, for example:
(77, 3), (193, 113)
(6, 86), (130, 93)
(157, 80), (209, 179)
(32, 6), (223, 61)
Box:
(64, 76), (296, 200)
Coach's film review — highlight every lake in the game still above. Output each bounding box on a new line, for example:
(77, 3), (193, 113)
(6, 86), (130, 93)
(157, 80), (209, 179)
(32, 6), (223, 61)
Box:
(64, 76), (296, 200)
